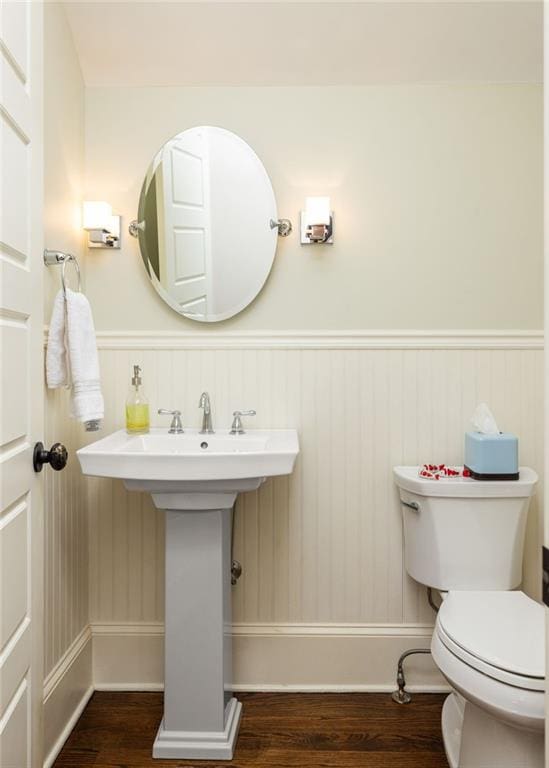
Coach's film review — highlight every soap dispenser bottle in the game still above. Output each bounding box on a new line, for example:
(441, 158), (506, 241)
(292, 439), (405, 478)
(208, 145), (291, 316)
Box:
(126, 364), (150, 434)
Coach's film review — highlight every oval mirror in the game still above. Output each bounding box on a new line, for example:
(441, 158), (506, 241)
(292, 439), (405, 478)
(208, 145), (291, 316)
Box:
(136, 126), (278, 322)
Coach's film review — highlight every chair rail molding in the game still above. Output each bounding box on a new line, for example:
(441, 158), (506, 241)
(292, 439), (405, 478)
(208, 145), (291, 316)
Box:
(43, 328), (543, 350)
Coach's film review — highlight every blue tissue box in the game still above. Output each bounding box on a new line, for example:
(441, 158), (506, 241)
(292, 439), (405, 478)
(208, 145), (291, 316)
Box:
(464, 431), (519, 480)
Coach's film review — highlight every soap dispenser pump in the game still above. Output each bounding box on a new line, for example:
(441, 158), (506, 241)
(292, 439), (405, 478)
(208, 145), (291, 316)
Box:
(126, 364), (150, 434)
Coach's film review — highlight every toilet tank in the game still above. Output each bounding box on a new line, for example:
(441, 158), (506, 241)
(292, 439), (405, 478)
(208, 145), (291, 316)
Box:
(393, 467), (538, 591)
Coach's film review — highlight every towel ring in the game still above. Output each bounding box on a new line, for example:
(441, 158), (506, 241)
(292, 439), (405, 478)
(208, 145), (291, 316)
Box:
(43, 250), (82, 295)
(61, 257), (81, 295)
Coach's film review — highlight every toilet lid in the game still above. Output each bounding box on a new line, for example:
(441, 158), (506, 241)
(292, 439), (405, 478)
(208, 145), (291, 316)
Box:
(437, 591), (545, 686)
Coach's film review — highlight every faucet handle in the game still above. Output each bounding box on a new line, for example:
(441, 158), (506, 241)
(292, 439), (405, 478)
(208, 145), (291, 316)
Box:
(158, 409), (184, 434)
(230, 410), (256, 435)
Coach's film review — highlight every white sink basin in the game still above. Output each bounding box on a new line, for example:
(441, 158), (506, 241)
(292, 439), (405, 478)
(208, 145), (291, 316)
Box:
(77, 427), (299, 483)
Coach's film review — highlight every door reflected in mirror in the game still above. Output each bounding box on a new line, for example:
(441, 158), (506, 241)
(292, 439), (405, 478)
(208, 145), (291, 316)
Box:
(137, 126), (279, 322)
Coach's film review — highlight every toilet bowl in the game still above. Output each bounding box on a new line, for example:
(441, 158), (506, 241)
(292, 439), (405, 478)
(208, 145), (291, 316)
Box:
(432, 590), (544, 768)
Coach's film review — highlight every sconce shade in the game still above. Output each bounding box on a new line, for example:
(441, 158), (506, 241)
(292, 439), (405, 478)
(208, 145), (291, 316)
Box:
(83, 201), (113, 231)
(304, 196), (331, 226)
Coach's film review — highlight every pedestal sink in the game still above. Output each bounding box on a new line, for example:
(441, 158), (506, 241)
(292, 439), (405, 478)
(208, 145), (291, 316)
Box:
(77, 428), (299, 760)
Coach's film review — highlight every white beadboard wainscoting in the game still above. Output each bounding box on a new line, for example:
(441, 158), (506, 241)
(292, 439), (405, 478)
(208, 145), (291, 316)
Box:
(44, 388), (90, 677)
(42, 627), (93, 768)
(44, 387), (92, 764)
(72, 330), (543, 692)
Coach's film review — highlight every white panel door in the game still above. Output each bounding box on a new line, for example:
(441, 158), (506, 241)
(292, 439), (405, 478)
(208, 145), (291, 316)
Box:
(0, 2), (44, 767)
(158, 128), (212, 314)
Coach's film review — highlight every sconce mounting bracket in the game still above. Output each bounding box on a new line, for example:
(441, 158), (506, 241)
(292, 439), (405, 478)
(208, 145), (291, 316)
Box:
(86, 215), (121, 249)
(300, 212), (334, 245)
(129, 219), (145, 238)
(270, 218), (292, 237)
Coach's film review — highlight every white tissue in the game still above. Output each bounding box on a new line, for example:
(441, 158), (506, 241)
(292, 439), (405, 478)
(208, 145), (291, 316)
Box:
(471, 403), (500, 435)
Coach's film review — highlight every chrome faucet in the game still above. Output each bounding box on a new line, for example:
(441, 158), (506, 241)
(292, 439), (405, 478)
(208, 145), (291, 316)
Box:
(198, 392), (214, 434)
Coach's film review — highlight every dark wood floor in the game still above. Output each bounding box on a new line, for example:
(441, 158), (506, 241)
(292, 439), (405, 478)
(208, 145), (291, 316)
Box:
(53, 692), (448, 768)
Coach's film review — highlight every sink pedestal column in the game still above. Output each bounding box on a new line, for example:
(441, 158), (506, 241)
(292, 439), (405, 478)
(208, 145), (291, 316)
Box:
(152, 502), (241, 759)
(77, 430), (298, 760)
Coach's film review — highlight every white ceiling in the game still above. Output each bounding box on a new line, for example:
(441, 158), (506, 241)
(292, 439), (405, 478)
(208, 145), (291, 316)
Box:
(62, 1), (543, 87)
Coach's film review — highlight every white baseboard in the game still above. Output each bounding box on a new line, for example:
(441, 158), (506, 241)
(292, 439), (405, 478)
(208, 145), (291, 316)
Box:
(43, 686), (94, 768)
(91, 620), (437, 637)
(232, 683), (450, 693)
(91, 621), (448, 692)
(94, 682), (164, 691)
(43, 626), (93, 768)
(43, 626), (91, 701)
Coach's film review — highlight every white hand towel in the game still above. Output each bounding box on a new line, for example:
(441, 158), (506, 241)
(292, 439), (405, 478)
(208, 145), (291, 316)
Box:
(46, 289), (69, 387)
(46, 288), (104, 430)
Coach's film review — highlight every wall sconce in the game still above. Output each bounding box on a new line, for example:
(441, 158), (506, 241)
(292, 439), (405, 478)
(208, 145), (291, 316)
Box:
(300, 196), (334, 245)
(83, 201), (121, 249)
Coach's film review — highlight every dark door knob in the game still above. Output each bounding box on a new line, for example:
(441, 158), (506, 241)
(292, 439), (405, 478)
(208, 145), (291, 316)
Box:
(33, 442), (68, 472)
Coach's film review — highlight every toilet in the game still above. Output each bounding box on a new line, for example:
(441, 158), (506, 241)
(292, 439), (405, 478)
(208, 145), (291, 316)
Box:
(393, 466), (544, 768)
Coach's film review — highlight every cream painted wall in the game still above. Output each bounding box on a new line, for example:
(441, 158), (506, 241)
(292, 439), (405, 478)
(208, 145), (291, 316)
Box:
(84, 84), (542, 331)
(43, 4), (92, 763)
(44, 6), (86, 316)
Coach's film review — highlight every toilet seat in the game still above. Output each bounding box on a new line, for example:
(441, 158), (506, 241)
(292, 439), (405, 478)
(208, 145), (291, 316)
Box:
(436, 591), (545, 692)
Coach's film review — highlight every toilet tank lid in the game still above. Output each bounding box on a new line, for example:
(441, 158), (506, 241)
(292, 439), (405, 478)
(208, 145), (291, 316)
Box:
(437, 591), (544, 680)
(393, 466), (537, 498)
